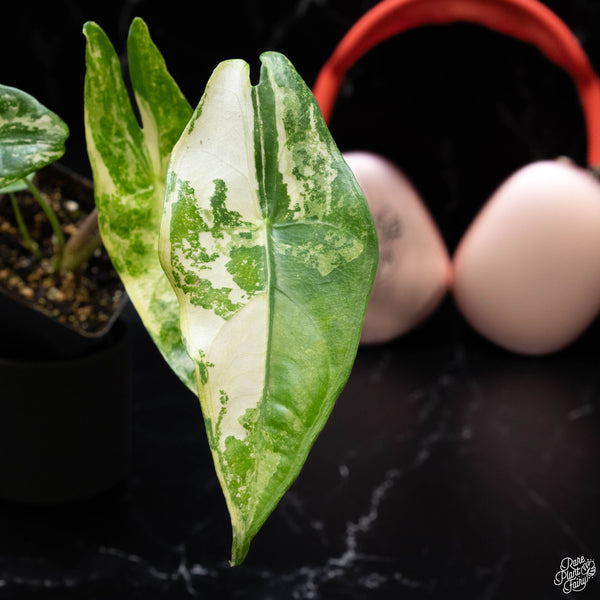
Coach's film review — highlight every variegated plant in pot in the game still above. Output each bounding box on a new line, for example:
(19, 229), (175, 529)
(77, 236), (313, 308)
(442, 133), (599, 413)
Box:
(0, 85), (130, 504)
(84, 18), (378, 565)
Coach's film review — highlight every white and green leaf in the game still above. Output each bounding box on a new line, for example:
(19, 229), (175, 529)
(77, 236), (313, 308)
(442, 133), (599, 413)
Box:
(0, 84), (68, 188)
(161, 52), (378, 565)
(83, 18), (195, 391)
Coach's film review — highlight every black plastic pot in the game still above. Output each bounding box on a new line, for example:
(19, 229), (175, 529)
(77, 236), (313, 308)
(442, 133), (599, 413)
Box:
(0, 162), (127, 361)
(0, 283), (125, 360)
(0, 318), (132, 504)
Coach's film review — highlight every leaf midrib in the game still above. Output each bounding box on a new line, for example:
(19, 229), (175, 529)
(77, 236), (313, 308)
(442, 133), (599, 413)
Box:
(236, 78), (278, 534)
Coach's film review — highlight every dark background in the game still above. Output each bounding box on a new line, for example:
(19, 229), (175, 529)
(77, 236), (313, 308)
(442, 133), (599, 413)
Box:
(1, 1), (600, 598)
(4, 0), (599, 251)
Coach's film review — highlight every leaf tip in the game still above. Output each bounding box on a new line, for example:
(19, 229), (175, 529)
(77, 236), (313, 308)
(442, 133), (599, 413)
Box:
(129, 16), (149, 36)
(229, 528), (251, 567)
(82, 20), (98, 37)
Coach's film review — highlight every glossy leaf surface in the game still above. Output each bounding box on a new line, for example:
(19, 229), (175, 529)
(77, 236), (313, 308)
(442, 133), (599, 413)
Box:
(0, 85), (68, 188)
(161, 52), (378, 564)
(83, 18), (196, 391)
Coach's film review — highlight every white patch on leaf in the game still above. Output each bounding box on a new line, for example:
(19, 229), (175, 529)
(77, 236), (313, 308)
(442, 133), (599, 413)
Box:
(206, 294), (268, 451)
(136, 95), (166, 179)
(170, 60), (261, 225)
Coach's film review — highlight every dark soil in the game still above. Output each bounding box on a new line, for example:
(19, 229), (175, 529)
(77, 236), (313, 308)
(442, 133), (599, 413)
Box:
(0, 164), (125, 337)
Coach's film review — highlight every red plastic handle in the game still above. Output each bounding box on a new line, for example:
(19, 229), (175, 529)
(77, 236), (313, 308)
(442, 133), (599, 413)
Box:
(313, 0), (600, 167)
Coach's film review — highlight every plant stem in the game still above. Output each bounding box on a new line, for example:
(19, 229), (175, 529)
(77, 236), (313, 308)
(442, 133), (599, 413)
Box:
(60, 207), (103, 273)
(25, 177), (65, 271)
(8, 191), (42, 259)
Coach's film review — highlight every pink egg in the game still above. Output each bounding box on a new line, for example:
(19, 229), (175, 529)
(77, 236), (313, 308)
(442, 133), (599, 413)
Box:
(453, 160), (600, 354)
(344, 152), (452, 344)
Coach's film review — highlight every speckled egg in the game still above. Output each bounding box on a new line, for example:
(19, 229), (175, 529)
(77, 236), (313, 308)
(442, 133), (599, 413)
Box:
(344, 152), (452, 344)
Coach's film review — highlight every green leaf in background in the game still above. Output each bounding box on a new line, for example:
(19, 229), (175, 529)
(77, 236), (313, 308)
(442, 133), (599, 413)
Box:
(0, 172), (35, 194)
(83, 18), (195, 391)
(0, 84), (68, 188)
(161, 52), (378, 565)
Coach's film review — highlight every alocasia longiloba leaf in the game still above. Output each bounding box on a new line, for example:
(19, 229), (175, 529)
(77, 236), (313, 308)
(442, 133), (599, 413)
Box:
(83, 18), (196, 391)
(160, 52), (378, 565)
(0, 84), (68, 188)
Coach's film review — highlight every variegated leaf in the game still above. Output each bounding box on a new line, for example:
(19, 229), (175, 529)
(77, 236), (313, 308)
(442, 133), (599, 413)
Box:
(161, 52), (378, 565)
(83, 18), (196, 391)
(0, 84), (68, 188)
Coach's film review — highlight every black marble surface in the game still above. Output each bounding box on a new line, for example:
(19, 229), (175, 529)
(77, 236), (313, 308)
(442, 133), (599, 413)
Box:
(1, 0), (600, 598)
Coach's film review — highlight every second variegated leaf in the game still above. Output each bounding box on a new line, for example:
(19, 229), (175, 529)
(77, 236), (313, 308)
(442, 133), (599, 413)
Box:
(83, 18), (196, 391)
